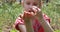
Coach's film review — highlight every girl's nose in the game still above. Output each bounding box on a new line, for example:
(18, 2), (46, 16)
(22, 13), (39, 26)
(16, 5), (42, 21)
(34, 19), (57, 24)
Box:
(29, 5), (32, 8)
(28, 6), (34, 12)
(29, 4), (33, 8)
(28, 7), (32, 12)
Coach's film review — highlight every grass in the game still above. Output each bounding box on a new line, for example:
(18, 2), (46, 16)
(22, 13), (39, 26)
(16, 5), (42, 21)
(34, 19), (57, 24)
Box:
(0, 2), (23, 32)
(0, 0), (60, 32)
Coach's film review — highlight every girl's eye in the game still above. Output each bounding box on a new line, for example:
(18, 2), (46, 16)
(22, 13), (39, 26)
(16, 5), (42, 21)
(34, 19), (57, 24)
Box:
(26, 2), (30, 5)
(33, 3), (37, 6)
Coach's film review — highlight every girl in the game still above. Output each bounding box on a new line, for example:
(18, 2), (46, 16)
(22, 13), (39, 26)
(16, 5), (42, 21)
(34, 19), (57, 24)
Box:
(14, 0), (54, 32)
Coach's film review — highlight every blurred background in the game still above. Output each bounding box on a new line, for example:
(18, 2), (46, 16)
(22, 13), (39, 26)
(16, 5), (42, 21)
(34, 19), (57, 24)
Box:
(0, 0), (60, 32)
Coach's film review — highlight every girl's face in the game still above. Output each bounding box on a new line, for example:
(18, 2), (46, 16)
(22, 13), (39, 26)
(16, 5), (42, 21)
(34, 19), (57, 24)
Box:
(23, 0), (42, 12)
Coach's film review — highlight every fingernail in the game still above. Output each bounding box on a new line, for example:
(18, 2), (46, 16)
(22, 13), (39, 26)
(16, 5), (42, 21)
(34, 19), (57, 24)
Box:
(38, 8), (41, 11)
(31, 12), (34, 15)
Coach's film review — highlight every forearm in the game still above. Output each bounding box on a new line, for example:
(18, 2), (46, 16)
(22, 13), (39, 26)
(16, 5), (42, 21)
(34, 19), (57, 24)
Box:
(36, 11), (54, 32)
(24, 19), (34, 32)
(38, 18), (54, 32)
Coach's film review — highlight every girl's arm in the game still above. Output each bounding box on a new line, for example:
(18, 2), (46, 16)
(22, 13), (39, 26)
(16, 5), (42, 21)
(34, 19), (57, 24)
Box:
(22, 11), (34, 32)
(24, 19), (34, 32)
(18, 25), (26, 32)
(16, 12), (34, 32)
(39, 18), (54, 32)
(37, 11), (54, 32)
(32, 6), (54, 32)
(18, 19), (34, 32)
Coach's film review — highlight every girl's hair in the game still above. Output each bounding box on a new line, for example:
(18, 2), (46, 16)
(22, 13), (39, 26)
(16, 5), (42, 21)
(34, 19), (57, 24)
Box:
(22, 0), (42, 2)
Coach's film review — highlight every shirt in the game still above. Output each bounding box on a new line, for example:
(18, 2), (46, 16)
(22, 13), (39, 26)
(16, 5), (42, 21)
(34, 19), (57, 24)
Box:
(15, 14), (50, 32)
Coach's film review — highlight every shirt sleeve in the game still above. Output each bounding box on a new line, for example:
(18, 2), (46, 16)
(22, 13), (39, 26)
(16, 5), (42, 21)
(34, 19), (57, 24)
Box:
(14, 17), (24, 30)
(43, 14), (50, 23)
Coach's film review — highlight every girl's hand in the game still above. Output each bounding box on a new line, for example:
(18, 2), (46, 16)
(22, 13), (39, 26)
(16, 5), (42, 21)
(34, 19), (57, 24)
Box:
(23, 6), (43, 21)
(31, 6), (43, 20)
(23, 11), (35, 32)
(23, 11), (35, 21)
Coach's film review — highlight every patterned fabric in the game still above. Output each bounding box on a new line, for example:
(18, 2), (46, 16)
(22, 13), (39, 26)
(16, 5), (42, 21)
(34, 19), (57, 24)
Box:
(15, 14), (50, 32)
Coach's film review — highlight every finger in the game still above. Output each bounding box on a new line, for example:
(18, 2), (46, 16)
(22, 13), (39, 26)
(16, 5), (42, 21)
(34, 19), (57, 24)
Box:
(20, 14), (23, 18)
(32, 6), (39, 13)
(32, 6), (41, 12)
(25, 11), (31, 16)
(23, 11), (28, 18)
(32, 6), (38, 15)
(24, 11), (30, 16)
(37, 8), (41, 12)
(32, 7), (37, 13)
(30, 12), (35, 16)
(32, 6), (37, 9)
(27, 12), (33, 17)
(24, 11), (32, 18)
